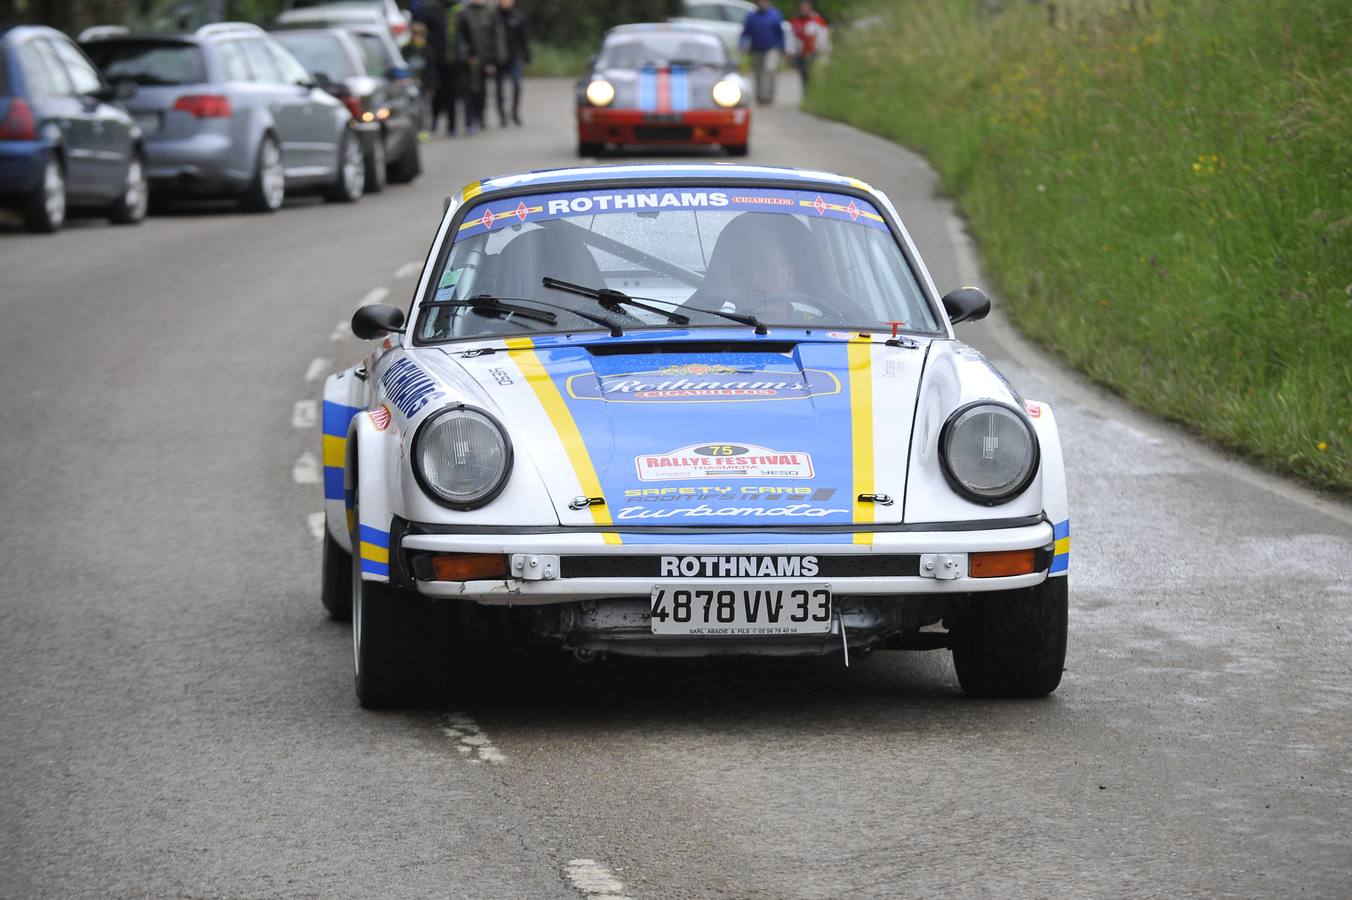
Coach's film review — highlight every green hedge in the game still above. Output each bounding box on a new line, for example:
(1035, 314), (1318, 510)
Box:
(806, 0), (1352, 493)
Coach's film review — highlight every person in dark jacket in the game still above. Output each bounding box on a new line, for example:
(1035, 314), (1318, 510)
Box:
(495, 0), (531, 126)
(417, 0), (467, 135)
(740, 0), (786, 105)
(456, 0), (507, 132)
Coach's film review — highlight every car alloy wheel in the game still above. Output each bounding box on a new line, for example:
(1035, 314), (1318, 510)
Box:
(111, 156), (148, 224)
(42, 160), (66, 229)
(342, 135), (364, 199)
(260, 140), (284, 210)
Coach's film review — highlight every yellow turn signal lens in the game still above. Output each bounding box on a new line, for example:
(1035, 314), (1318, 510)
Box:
(585, 79), (616, 107)
(711, 79), (742, 108)
(970, 549), (1037, 578)
(430, 553), (510, 581)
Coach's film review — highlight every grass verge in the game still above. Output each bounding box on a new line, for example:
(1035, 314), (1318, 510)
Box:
(525, 44), (596, 79)
(806, 0), (1352, 494)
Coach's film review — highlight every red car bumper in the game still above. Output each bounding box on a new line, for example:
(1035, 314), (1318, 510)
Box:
(578, 107), (750, 147)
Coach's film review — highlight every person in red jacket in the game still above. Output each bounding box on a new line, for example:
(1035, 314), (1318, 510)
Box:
(788, 0), (829, 91)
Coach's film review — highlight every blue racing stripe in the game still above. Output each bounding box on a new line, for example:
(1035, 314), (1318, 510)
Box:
(324, 466), (344, 501)
(359, 524), (390, 546)
(360, 559), (390, 577)
(638, 67), (656, 111)
(670, 66), (689, 111)
(323, 401), (361, 437)
(1053, 519), (1070, 540)
(1049, 554), (1068, 574)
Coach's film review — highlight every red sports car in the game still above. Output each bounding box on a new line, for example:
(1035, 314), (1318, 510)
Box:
(576, 24), (750, 157)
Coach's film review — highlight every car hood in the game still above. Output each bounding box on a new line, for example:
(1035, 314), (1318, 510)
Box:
(438, 331), (931, 529)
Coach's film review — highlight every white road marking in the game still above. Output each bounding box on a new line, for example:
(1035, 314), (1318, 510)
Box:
(360, 286), (389, 305)
(292, 452), (321, 485)
(439, 712), (505, 765)
(307, 512), (325, 541)
(329, 319), (350, 342)
(565, 859), (632, 900)
(394, 260), (421, 279)
(291, 399), (317, 429)
(305, 357), (330, 382)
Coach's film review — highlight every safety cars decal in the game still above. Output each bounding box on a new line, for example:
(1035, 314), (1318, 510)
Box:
(358, 523), (390, 578)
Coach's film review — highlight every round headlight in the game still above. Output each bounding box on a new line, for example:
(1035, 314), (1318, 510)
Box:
(939, 402), (1039, 504)
(413, 406), (512, 509)
(585, 79), (615, 107)
(711, 79), (742, 108)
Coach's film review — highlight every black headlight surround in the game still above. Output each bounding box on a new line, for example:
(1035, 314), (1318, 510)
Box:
(938, 400), (1041, 506)
(411, 403), (514, 511)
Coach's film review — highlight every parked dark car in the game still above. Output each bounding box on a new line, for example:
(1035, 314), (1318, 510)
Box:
(81, 22), (365, 212)
(0, 24), (148, 233)
(270, 27), (419, 191)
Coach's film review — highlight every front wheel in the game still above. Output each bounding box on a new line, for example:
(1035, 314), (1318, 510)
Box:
(350, 498), (451, 708)
(387, 136), (420, 184)
(240, 136), (284, 212)
(323, 130), (365, 204)
(725, 143), (749, 157)
(950, 577), (1067, 697)
(577, 140), (603, 157)
(23, 155), (66, 233)
(108, 154), (148, 224)
(363, 133), (386, 193)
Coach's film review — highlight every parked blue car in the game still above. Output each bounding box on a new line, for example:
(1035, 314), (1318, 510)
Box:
(0, 24), (148, 233)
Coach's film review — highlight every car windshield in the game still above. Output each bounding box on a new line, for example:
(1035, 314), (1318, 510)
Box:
(417, 185), (942, 342)
(600, 33), (727, 68)
(82, 40), (206, 85)
(271, 32), (357, 79)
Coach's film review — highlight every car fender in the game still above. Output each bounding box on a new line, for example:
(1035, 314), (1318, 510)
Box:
(348, 405), (401, 584)
(1023, 398), (1070, 577)
(322, 366), (367, 552)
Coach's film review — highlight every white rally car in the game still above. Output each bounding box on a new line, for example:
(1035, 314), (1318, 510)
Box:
(322, 164), (1070, 708)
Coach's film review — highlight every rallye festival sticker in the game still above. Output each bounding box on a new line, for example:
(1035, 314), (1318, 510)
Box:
(635, 444), (813, 481)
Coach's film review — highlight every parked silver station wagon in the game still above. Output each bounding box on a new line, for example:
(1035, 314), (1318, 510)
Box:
(81, 22), (364, 211)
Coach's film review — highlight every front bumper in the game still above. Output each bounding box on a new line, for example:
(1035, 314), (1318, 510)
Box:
(577, 107), (750, 147)
(394, 520), (1056, 604)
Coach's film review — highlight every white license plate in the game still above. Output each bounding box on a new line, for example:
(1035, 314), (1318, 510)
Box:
(650, 584), (832, 636)
(136, 113), (159, 134)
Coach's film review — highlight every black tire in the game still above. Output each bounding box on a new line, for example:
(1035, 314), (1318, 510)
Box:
(951, 577), (1067, 698)
(577, 140), (603, 157)
(107, 153), (148, 224)
(387, 137), (420, 184)
(23, 154), (65, 233)
(321, 525), (352, 621)
(240, 135), (284, 212)
(363, 132), (387, 193)
(350, 495), (451, 709)
(725, 143), (749, 157)
(323, 130), (365, 204)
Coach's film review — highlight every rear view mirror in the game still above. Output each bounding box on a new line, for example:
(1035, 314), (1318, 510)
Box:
(941, 286), (991, 325)
(352, 304), (406, 339)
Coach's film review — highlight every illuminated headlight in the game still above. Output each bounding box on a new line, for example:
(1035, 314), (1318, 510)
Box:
(939, 402), (1039, 504)
(585, 79), (615, 107)
(711, 79), (742, 108)
(412, 406), (512, 509)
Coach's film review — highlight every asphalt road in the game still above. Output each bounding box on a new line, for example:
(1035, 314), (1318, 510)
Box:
(2, 76), (1349, 898)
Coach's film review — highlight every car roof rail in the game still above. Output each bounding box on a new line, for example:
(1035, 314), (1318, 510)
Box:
(78, 24), (131, 42)
(195, 22), (266, 38)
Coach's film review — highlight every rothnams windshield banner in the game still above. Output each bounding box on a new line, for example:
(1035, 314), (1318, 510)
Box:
(453, 187), (890, 241)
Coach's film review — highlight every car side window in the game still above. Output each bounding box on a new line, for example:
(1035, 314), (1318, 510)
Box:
(217, 40), (252, 82)
(239, 38), (284, 83)
(22, 39), (74, 96)
(353, 33), (389, 77)
(266, 39), (311, 86)
(51, 37), (104, 95)
(685, 4), (722, 20)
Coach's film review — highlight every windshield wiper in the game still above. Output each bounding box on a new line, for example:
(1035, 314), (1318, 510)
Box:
(430, 293), (626, 336)
(543, 276), (690, 325)
(543, 277), (769, 335)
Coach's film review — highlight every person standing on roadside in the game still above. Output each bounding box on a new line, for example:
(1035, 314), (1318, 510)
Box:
(406, 20), (437, 139)
(740, 0), (785, 106)
(457, 0), (507, 133)
(788, 0), (828, 92)
(417, 0), (466, 135)
(496, 0), (531, 126)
